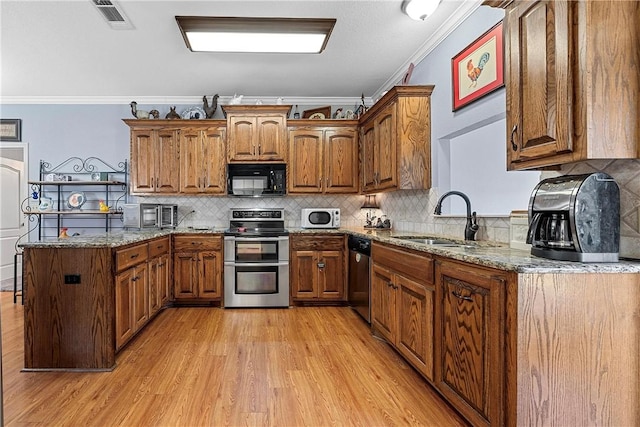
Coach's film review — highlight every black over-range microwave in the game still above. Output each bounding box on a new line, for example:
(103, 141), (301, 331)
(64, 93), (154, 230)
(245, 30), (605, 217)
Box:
(227, 163), (286, 197)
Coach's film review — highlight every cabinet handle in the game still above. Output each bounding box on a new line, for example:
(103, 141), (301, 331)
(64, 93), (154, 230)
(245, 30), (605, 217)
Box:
(452, 290), (473, 302)
(317, 262), (325, 269)
(510, 124), (518, 151)
(132, 276), (139, 282)
(130, 253), (139, 259)
(191, 242), (203, 245)
(258, 144), (261, 155)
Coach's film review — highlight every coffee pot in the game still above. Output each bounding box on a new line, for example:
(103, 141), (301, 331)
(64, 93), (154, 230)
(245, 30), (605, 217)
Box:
(526, 173), (619, 262)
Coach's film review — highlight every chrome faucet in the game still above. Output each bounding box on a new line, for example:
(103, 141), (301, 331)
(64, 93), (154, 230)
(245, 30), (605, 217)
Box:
(434, 191), (479, 241)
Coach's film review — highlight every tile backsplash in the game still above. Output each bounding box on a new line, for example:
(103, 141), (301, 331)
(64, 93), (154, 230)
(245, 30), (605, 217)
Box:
(137, 158), (640, 260)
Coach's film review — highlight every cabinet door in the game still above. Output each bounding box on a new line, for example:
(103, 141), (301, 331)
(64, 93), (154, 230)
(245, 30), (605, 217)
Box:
(506, 1), (572, 168)
(132, 263), (149, 332)
(155, 129), (180, 193)
(256, 116), (286, 160)
(158, 253), (170, 305)
(288, 129), (323, 193)
(317, 250), (345, 300)
(396, 274), (434, 381)
(115, 269), (134, 350)
(290, 250), (317, 299)
(130, 129), (156, 193)
(201, 127), (226, 193)
(148, 257), (161, 316)
(375, 103), (397, 190)
(228, 116), (256, 161)
(435, 260), (506, 427)
(173, 252), (198, 299)
(198, 250), (222, 299)
(324, 129), (358, 194)
(179, 128), (202, 193)
(371, 263), (395, 344)
(361, 120), (377, 192)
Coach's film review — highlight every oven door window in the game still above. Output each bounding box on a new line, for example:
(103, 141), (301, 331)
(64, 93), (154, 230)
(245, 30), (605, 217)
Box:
(235, 265), (278, 294)
(235, 240), (278, 262)
(309, 211), (331, 225)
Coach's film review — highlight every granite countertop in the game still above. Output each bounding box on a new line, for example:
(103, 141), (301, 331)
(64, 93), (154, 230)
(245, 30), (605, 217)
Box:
(19, 226), (640, 274)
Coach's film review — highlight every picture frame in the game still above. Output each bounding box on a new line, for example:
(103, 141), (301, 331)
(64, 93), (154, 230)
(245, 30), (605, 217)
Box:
(302, 106), (331, 119)
(0, 119), (22, 142)
(401, 62), (415, 85)
(451, 21), (504, 112)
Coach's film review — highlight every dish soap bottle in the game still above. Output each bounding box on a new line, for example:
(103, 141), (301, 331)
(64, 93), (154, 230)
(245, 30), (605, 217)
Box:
(293, 105), (300, 119)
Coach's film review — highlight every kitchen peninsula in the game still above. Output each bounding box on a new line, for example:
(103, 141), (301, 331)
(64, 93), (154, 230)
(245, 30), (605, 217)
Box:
(20, 228), (640, 426)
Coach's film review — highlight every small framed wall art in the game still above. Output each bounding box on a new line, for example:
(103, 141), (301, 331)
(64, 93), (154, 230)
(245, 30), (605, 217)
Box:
(0, 119), (22, 141)
(451, 21), (504, 112)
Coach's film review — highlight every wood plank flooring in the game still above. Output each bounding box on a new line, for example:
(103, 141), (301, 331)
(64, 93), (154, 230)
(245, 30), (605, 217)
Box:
(1, 293), (467, 426)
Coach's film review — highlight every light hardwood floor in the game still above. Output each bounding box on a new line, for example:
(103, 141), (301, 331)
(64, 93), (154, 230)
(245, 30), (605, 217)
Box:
(1, 293), (467, 426)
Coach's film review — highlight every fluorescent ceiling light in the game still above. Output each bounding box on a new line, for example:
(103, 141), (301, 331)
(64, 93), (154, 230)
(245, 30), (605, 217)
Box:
(402, 0), (442, 21)
(176, 16), (336, 53)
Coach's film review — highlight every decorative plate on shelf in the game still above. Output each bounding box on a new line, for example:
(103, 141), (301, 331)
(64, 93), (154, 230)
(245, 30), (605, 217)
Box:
(181, 107), (206, 120)
(67, 192), (86, 209)
(309, 112), (325, 119)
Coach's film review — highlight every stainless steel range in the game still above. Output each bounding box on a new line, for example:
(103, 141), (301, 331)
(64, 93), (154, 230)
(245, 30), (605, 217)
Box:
(224, 208), (289, 308)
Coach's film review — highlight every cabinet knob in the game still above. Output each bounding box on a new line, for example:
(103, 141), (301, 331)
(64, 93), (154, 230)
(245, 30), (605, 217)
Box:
(317, 262), (325, 269)
(452, 290), (473, 302)
(510, 124), (518, 151)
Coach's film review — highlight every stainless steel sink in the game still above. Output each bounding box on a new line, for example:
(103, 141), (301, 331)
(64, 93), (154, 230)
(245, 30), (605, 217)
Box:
(394, 236), (477, 248)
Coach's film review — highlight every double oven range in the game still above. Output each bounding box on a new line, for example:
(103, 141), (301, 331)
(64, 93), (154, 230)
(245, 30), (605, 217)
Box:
(224, 208), (289, 308)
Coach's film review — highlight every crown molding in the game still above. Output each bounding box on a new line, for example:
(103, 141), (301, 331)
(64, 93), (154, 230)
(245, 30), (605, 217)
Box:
(0, 95), (370, 106)
(372, 0), (483, 101)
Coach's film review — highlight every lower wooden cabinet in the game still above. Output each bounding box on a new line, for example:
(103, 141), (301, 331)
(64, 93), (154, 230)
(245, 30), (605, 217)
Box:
(434, 258), (508, 427)
(290, 234), (346, 301)
(173, 235), (223, 301)
(115, 244), (149, 351)
(148, 237), (170, 316)
(371, 242), (435, 380)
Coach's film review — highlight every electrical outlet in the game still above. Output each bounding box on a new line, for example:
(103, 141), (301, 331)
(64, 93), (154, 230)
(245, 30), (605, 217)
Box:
(64, 274), (81, 284)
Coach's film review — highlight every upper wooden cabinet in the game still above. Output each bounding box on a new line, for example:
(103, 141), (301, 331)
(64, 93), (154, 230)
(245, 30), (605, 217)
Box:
(288, 123), (359, 194)
(179, 125), (226, 194)
(128, 125), (180, 194)
(223, 105), (291, 162)
(359, 86), (434, 193)
(489, 0), (640, 170)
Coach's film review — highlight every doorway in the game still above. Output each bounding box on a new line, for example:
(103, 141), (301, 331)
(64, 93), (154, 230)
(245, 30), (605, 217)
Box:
(0, 144), (28, 287)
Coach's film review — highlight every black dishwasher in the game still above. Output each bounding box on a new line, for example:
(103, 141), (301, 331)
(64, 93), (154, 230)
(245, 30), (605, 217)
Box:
(347, 235), (371, 323)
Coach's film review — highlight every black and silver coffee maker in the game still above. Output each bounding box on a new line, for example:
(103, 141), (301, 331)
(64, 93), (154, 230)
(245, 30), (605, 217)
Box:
(526, 173), (620, 262)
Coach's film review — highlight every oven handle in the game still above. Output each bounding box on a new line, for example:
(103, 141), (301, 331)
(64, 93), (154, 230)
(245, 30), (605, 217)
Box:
(225, 236), (289, 242)
(224, 261), (289, 267)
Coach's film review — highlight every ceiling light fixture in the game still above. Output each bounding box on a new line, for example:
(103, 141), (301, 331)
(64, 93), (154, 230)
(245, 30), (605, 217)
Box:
(175, 16), (336, 53)
(402, 0), (442, 21)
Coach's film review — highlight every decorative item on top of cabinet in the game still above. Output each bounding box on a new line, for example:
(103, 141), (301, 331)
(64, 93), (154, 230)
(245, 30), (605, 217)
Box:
(290, 234), (346, 303)
(202, 94), (219, 118)
(288, 125), (359, 194)
(360, 85), (434, 193)
(222, 105), (291, 162)
(484, 0), (640, 170)
(371, 242), (435, 381)
(173, 235), (223, 305)
(165, 107), (181, 119)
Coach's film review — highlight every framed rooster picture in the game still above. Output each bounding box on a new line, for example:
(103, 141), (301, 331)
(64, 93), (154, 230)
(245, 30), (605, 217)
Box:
(451, 21), (504, 112)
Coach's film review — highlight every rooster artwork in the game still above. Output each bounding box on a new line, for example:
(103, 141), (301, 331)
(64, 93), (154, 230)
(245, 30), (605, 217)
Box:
(467, 52), (490, 88)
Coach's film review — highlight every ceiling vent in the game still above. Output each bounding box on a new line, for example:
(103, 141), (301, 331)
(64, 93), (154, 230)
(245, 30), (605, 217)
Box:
(91, 0), (134, 30)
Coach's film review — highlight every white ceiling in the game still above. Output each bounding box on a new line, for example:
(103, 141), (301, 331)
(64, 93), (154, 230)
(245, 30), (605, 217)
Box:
(0, 0), (481, 104)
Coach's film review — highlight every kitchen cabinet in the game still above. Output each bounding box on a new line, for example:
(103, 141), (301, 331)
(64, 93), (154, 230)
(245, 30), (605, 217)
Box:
(487, 0), (640, 170)
(148, 237), (170, 316)
(288, 124), (359, 194)
(115, 242), (149, 351)
(173, 235), (223, 302)
(179, 125), (226, 194)
(290, 234), (346, 301)
(360, 86), (433, 193)
(129, 126), (180, 194)
(434, 258), (507, 427)
(223, 105), (291, 162)
(371, 242), (435, 381)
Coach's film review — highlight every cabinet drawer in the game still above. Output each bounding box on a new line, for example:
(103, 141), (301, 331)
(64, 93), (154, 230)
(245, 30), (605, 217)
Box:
(116, 244), (149, 272)
(290, 235), (344, 251)
(173, 235), (222, 252)
(372, 242), (434, 285)
(148, 237), (170, 258)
